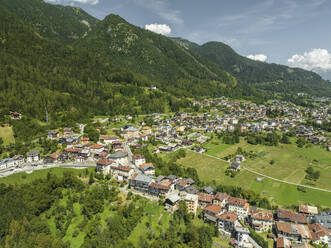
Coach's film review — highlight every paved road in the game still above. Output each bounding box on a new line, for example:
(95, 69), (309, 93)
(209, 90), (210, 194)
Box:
(186, 149), (331, 194)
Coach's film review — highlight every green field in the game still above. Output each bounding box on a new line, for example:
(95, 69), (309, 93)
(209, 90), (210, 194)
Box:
(203, 138), (331, 189)
(0, 125), (15, 145)
(0, 167), (94, 185)
(178, 148), (331, 207)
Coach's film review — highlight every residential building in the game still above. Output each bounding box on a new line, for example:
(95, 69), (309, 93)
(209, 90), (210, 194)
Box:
(185, 193), (198, 215)
(198, 193), (214, 208)
(133, 154), (146, 167)
(148, 182), (170, 196)
(139, 163), (155, 176)
(308, 223), (331, 246)
(203, 204), (223, 224)
(275, 221), (312, 242)
(110, 165), (134, 181)
(298, 205), (318, 216)
(250, 209), (274, 232)
(26, 151), (40, 163)
(96, 159), (114, 175)
(227, 197), (249, 219)
(130, 173), (154, 193)
(108, 151), (129, 166)
(217, 212), (238, 232)
(277, 209), (308, 224)
(213, 192), (229, 207)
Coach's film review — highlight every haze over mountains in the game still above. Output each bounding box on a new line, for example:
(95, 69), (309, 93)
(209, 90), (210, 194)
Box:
(0, 0), (330, 120)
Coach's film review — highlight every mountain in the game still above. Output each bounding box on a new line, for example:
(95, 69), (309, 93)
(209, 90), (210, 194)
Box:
(0, 5), (179, 122)
(172, 39), (331, 96)
(1, 0), (99, 44)
(75, 14), (237, 97)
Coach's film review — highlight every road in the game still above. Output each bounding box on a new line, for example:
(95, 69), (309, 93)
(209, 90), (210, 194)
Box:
(185, 148), (331, 194)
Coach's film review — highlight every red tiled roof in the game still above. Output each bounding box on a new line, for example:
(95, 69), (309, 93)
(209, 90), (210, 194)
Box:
(251, 210), (273, 222)
(309, 223), (331, 242)
(91, 144), (104, 149)
(198, 193), (214, 203)
(96, 159), (114, 166)
(203, 204), (223, 215)
(277, 209), (308, 224)
(149, 182), (169, 190)
(214, 192), (229, 202)
(217, 212), (238, 223)
(228, 197), (247, 207)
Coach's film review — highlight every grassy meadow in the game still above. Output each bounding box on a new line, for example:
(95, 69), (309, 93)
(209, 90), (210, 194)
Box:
(177, 138), (331, 207)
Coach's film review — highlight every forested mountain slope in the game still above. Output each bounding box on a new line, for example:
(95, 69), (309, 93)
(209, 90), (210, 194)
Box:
(75, 14), (237, 97)
(172, 40), (331, 96)
(0, 7), (178, 121)
(1, 0), (99, 44)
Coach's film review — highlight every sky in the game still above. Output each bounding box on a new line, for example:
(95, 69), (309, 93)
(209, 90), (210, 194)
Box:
(45, 0), (331, 79)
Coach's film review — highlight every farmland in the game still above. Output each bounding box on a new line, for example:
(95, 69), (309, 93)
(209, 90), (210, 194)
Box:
(177, 139), (331, 207)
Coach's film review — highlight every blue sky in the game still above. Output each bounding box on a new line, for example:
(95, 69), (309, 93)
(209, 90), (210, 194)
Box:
(45, 0), (331, 78)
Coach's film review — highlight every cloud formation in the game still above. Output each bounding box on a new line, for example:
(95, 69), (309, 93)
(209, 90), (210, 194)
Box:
(46, 0), (99, 5)
(247, 54), (267, 62)
(145, 23), (171, 36)
(288, 48), (331, 72)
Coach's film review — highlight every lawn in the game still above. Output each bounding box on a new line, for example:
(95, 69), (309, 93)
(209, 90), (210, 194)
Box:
(177, 150), (331, 207)
(0, 167), (94, 185)
(0, 125), (15, 145)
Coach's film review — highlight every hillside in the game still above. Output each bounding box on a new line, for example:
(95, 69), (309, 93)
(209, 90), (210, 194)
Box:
(172, 39), (331, 96)
(75, 14), (237, 97)
(0, 6), (176, 122)
(1, 0), (99, 44)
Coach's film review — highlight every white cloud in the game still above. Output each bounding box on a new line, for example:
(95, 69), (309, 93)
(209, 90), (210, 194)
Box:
(288, 48), (331, 72)
(45, 0), (99, 5)
(247, 54), (268, 62)
(145, 23), (171, 36)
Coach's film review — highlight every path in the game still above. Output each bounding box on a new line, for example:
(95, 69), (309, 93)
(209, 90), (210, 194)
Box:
(185, 149), (331, 193)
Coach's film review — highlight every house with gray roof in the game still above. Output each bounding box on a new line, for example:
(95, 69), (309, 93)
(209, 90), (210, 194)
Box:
(129, 173), (154, 193)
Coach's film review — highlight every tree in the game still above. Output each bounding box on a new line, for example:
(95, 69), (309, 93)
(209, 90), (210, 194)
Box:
(296, 137), (306, 148)
(88, 173), (95, 185)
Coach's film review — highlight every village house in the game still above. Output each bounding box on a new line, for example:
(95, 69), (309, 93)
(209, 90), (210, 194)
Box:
(43, 154), (58, 164)
(148, 182), (170, 197)
(0, 158), (16, 170)
(26, 150), (40, 163)
(217, 211), (238, 232)
(90, 144), (104, 154)
(298, 204), (318, 216)
(229, 162), (241, 171)
(99, 135), (120, 145)
(198, 193), (214, 208)
(129, 173), (154, 193)
(311, 212), (331, 229)
(184, 193), (198, 215)
(308, 223), (331, 246)
(132, 154), (145, 167)
(277, 209), (308, 224)
(139, 163), (155, 176)
(96, 159), (114, 175)
(203, 204), (224, 224)
(10, 111), (21, 119)
(12, 155), (24, 167)
(250, 209), (274, 232)
(234, 225), (250, 244)
(108, 151), (129, 166)
(227, 197), (249, 219)
(213, 192), (230, 207)
(275, 221), (312, 242)
(63, 127), (73, 138)
(122, 126), (140, 140)
(47, 131), (59, 140)
(110, 165), (134, 181)
(165, 193), (181, 212)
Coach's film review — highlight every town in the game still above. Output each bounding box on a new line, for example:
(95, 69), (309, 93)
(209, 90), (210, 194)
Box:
(0, 97), (330, 248)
